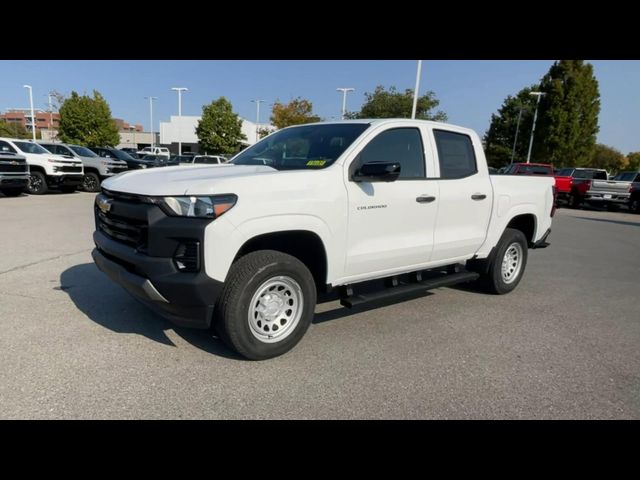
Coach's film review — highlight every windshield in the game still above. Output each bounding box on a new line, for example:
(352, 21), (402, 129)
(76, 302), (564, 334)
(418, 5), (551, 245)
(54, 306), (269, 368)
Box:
(612, 172), (638, 181)
(69, 145), (98, 158)
(232, 123), (370, 170)
(574, 169), (607, 180)
(140, 147), (152, 152)
(556, 168), (573, 176)
(13, 141), (51, 155)
(511, 164), (553, 175)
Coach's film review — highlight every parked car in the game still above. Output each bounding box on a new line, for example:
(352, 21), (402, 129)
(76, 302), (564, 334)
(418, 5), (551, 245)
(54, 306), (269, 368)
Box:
(92, 119), (555, 360)
(137, 146), (170, 159)
(120, 147), (140, 158)
(169, 155), (193, 165)
(89, 147), (158, 170)
(39, 142), (128, 192)
(0, 150), (29, 197)
(140, 154), (173, 167)
(503, 162), (554, 176)
(0, 137), (84, 194)
(554, 167), (608, 208)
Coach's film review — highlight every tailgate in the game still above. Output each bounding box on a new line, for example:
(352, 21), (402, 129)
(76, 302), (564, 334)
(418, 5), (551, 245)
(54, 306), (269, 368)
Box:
(590, 180), (631, 194)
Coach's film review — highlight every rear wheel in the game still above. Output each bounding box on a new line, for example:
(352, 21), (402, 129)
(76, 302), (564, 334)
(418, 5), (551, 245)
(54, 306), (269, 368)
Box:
(0, 188), (24, 197)
(475, 228), (528, 295)
(82, 172), (101, 192)
(27, 171), (48, 195)
(215, 250), (316, 360)
(630, 198), (640, 214)
(569, 193), (581, 209)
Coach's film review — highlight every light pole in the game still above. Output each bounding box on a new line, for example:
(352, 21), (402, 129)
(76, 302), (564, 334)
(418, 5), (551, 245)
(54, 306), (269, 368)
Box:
(145, 96), (157, 148)
(171, 87), (188, 155)
(23, 85), (36, 141)
(336, 88), (355, 120)
(526, 92), (545, 164)
(411, 60), (423, 119)
(251, 99), (265, 143)
(511, 106), (527, 164)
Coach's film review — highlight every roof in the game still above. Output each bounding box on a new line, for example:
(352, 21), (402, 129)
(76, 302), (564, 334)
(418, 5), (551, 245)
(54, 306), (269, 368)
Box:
(287, 118), (477, 134)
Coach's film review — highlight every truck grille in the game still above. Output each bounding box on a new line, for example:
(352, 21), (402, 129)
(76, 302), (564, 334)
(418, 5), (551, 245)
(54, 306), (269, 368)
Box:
(96, 189), (149, 251)
(56, 166), (83, 173)
(0, 161), (28, 173)
(108, 166), (128, 175)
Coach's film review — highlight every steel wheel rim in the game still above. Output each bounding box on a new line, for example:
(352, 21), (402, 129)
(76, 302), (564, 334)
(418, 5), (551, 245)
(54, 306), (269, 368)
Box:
(84, 175), (98, 191)
(248, 276), (303, 343)
(29, 174), (43, 193)
(501, 242), (523, 284)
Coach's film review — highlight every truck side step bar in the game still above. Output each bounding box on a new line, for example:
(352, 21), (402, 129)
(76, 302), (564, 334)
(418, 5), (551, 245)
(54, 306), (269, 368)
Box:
(339, 271), (480, 308)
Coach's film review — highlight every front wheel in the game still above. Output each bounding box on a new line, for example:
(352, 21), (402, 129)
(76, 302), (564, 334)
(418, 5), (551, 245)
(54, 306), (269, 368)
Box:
(27, 171), (48, 195)
(477, 228), (528, 295)
(82, 172), (101, 192)
(215, 250), (316, 360)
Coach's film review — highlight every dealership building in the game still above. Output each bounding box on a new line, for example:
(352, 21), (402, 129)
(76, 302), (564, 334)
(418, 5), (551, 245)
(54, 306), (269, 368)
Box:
(159, 116), (273, 155)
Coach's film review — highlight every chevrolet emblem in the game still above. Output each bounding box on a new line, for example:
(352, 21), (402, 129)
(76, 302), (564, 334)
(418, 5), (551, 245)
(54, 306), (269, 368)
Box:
(96, 195), (113, 213)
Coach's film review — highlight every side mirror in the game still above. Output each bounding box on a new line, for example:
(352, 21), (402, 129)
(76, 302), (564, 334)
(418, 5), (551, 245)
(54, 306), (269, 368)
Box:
(352, 162), (401, 183)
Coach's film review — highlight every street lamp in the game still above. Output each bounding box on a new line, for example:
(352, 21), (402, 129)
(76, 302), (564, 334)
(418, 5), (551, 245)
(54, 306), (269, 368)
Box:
(251, 100), (265, 143)
(511, 105), (528, 164)
(23, 85), (36, 141)
(336, 88), (355, 120)
(171, 87), (188, 155)
(411, 60), (423, 119)
(145, 96), (158, 148)
(526, 91), (545, 164)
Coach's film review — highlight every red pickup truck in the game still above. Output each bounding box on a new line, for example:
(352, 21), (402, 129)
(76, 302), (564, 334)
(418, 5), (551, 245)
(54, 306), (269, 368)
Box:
(554, 167), (608, 208)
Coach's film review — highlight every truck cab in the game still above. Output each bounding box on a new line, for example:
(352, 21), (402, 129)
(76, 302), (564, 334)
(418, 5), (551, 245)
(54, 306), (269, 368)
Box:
(0, 137), (84, 195)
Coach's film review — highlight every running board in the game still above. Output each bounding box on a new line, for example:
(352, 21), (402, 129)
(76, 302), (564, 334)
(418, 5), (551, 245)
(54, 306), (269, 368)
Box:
(339, 271), (480, 308)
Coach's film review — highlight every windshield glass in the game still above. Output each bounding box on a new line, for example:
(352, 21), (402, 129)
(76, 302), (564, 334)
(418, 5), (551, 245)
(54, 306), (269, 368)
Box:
(232, 123), (370, 170)
(13, 141), (51, 154)
(612, 172), (637, 181)
(109, 149), (135, 161)
(69, 145), (98, 158)
(514, 164), (553, 175)
(574, 169), (607, 180)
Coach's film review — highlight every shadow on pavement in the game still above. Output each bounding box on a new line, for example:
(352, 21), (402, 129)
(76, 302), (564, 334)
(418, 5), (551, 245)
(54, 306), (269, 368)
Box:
(60, 262), (241, 359)
(574, 216), (640, 228)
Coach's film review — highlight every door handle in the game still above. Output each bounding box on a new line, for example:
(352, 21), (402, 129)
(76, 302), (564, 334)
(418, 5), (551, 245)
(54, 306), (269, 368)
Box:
(471, 194), (487, 200)
(416, 195), (436, 204)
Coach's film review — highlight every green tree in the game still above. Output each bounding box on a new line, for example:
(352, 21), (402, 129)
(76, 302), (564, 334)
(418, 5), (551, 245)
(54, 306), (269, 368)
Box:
(350, 85), (447, 121)
(270, 98), (321, 129)
(196, 97), (247, 154)
(626, 152), (640, 171)
(590, 144), (627, 173)
(483, 85), (540, 168)
(0, 119), (30, 139)
(58, 90), (120, 147)
(535, 60), (600, 167)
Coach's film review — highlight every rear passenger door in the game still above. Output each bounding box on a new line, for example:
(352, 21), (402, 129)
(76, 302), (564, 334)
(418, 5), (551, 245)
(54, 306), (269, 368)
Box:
(429, 128), (492, 262)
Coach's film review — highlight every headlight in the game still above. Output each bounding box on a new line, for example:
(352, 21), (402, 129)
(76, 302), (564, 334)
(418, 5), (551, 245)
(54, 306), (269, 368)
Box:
(153, 195), (237, 219)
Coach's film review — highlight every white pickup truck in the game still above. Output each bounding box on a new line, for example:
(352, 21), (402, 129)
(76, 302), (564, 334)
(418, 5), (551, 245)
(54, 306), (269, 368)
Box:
(92, 119), (554, 359)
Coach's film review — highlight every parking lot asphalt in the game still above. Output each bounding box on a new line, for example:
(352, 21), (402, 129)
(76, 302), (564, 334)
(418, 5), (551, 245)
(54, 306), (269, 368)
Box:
(1, 191), (639, 419)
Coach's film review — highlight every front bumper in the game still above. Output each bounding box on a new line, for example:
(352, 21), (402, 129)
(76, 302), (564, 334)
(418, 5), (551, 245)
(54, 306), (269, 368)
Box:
(92, 218), (223, 329)
(0, 174), (29, 188)
(46, 174), (84, 187)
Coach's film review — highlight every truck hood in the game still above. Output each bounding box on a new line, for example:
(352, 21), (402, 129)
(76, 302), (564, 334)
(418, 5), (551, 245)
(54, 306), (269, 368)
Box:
(101, 164), (277, 196)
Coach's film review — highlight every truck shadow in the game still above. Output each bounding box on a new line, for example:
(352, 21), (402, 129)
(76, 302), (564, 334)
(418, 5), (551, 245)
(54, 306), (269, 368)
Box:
(573, 216), (640, 228)
(59, 263), (242, 360)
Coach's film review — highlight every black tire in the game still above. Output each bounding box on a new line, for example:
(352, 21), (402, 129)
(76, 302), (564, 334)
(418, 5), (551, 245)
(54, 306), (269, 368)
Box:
(27, 171), (48, 195)
(629, 198), (640, 214)
(60, 186), (77, 194)
(569, 193), (581, 209)
(215, 250), (316, 360)
(0, 188), (24, 197)
(82, 172), (101, 192)
(476, 228), (528, 295)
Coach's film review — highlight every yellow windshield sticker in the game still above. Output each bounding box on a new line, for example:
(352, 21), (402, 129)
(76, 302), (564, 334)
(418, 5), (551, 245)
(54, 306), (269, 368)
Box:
(306, 160), (327, 167)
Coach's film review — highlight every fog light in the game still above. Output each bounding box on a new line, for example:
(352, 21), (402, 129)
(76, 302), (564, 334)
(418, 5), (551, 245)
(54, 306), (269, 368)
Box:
(174, 241), (200, 272)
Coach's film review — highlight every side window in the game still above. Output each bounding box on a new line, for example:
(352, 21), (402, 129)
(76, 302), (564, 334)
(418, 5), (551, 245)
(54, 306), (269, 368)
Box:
(356, 128), (425, 179)
(0, 140), (18, 153)
(433, 130), (477, 179)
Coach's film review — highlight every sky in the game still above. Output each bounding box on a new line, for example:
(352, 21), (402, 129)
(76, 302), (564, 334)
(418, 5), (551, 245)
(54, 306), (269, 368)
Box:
(0, 60), (638, 154)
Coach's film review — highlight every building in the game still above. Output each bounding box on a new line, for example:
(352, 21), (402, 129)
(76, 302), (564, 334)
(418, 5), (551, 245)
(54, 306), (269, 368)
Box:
(1, 109), (60, 133)
(159, 115), (276, 154)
